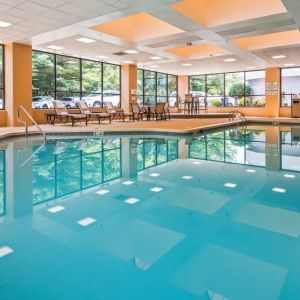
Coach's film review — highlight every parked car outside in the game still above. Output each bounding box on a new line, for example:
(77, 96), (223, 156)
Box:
(168, 91), (177, 107)
(32, 96), (54, 109)
(82, 91), (120, 107)
(59, 97), (79, 108)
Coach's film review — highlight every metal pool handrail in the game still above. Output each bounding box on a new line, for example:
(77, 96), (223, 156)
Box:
(17, 106), (46, 141)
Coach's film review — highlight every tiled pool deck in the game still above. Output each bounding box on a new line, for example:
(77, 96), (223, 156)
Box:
(0, 116), (300, 140)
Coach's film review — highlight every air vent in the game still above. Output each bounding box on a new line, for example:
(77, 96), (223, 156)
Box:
(113, 51), (128, 56)
(218, 26), (256, 37)
(147, 35), (202, 48)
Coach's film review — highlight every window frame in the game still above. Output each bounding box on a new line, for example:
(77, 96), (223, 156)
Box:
(188, 69), (266, 108)
(32, 50), (122, 108)
(0, 44), (5, 110)
(280, 66), (300, 107)
(137, 69), (178, 107)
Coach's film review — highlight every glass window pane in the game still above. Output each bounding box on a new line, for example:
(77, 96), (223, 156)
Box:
(0, 89), (4, 109)
(144, 141), (156, 168)
(157, 73), (167, 96)
(189, 139), (206, 159)
(0, 46), (3, 89)
(144, 71), (156, 95)
(207, 74), (224, 96)
(168, 75), (177, 107)
(137, 69), (143, 95)
(56, 55), (80, 92)
(103, 149), (121, 182)
(190, 75), (205, 96)
(245, 70), (265, 95)
(103, 64), (120, 106)
(82, 60), (102, 93)
(225, 72), (245, 107)
(167, 140), (178, 160)
(281, 68), (300, 106)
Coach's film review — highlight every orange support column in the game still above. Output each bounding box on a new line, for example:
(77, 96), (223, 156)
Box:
(5, 43), (32, 127)
(121, 64), (137, 112)
(265, 67), (280, 117)
(178, 75), (189, 100)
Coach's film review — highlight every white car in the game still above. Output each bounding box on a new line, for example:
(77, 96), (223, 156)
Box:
(83, 90), (120, 107)
(32, 96), (54, 109)
(168, 91), (178, 107)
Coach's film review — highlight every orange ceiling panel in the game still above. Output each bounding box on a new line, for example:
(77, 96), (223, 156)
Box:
(233, 30), (300, 50)
(171, 0), (287, 27)
(90, 12), (184, 42)
(166, 44), (230, 58)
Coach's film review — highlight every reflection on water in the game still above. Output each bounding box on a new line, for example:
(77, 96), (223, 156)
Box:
(1, 126), (300, 299)
(32, 138), (179, 205)
(189, 128), (266, 166)
(0, 150), (4, 216)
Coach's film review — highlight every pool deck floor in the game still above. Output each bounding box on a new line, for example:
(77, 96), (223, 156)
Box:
(0, 116), (300, 140)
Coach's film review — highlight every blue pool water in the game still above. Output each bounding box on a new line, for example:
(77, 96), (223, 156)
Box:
(1, 125), (300, 299)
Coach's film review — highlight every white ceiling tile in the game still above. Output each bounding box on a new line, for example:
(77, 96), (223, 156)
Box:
(56, 3), (88, 16)
(0, 0), (25, 6)
(31, 0), (67, 8)
(5, 7), (36, 19)
(17, 1), (49, 14)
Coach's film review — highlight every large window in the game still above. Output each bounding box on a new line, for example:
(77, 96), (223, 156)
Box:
(281, 67), (300, 106)
(189, 70), (265, 107)
(32, 50), (121, 109)
(137, 69), (178, 107)
(0, 45), (4, 109)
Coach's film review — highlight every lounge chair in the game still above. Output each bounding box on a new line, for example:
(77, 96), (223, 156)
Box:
(150, 103), (167, 120)
(164, 103), (171, 120)
(77, 101), (111, 124)
(104, 101), (131, 122)
(130, 103), (147, 121)
(50, 100), (89, 126)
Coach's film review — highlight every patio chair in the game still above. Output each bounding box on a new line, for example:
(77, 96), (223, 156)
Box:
(77, 101), (111, 124)
(150, 103), (167, 120)
(50, 100), (89, 126)
(103, 101), (131, 122)
(130, 103), (147, 121)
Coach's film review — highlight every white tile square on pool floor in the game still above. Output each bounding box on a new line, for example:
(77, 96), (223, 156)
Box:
(122, 181), (134, 185)
(47, 206), (65, 214)
(150, 173), (160, 177)
(150, 187), (163, 193)
(77, 217), (97, 227)
(124, 198), (140, 205)
(0, 246), (14, 258)
(284, 174), (295, 179)
(246, 169), (256, 173)
(272, 187), (286, 193)
(95, 189), (110, 195)
(224, 183), (237, 188)
(182, 176), (193, 180)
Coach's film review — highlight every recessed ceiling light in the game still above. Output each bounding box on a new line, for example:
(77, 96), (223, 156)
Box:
(182, 63), (192, 66)
(246, 66), (255, 70)
(76, 37), (96, 43)
(123, 60), (134, 64)
(272, 55), (286, 59)
(284, 63), (295, 67)
(95, 55), (108, 59)
(47, 45), (64, 50)
(125, 50), (139, 54)
(0, 21), (12, 28)
(150, 56), (163, 60)
(150, 65), (159, 68)
(224, 58), (237, 62)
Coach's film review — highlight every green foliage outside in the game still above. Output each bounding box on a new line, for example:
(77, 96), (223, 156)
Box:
(32, 51), (120, 97)
(211, 99), (222, 106)
(229, 82), (252, 98)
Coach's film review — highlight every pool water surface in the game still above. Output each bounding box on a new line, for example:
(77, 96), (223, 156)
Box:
(1, 125), (300, 299)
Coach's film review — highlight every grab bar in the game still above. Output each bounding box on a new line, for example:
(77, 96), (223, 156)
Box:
(17, 106), (46, 141)
(229, 110), (246, 123)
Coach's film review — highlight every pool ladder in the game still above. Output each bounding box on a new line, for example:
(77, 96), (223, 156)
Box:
(17, 106), (46, 142)
(229, 110), (247, 124)
(17, 106), (47, 166)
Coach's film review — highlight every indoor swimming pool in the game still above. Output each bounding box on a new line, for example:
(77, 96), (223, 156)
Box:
(1, 125), (300, 299)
